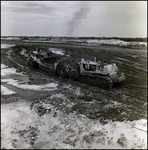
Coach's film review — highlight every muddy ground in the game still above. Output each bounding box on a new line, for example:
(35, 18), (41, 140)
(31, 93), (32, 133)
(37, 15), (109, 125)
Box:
(1, 40), (147, 149)
(1, 41), (147, 121)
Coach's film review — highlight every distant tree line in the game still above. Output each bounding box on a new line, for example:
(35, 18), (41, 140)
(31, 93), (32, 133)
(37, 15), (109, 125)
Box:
(1, 36), (147, 42)
(78, 37), (147, 42)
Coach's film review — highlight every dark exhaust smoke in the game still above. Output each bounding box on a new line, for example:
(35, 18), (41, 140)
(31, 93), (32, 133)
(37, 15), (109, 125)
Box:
(67, 4), (91, 36)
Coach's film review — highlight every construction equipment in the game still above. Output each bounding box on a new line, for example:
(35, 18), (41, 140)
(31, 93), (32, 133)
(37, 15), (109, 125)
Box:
(28, 49), (126, 89)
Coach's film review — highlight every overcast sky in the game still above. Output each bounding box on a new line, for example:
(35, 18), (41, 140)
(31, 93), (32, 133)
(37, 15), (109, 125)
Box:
(1, 1), (147, 37)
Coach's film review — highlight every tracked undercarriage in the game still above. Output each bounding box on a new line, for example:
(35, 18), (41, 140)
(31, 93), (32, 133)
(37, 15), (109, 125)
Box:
(79, 74), (113, 89)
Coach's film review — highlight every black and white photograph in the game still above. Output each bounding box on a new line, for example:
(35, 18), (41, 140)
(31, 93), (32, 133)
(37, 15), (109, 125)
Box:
(1, 1), (147, 149)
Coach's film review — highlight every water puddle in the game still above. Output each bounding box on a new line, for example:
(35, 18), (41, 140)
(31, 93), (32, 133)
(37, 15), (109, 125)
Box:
(1, 43), (15, 49)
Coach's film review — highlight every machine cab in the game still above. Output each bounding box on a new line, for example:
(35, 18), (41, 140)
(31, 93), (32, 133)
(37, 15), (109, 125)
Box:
(79, 58), (118, 75)
(80, 58), (104, 74)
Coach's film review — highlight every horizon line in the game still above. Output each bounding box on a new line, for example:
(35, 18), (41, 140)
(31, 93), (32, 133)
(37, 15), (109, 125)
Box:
(1, 36), (147, 38)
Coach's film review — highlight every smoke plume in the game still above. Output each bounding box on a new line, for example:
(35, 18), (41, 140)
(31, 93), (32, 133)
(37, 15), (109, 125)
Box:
(67, 3), (91, 36)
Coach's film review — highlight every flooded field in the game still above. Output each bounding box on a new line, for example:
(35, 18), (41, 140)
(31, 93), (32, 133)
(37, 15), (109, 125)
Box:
(1, 39), (147, 149)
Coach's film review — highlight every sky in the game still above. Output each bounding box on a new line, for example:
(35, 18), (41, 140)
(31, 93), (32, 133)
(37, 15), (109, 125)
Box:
(1, 1), (147, 37)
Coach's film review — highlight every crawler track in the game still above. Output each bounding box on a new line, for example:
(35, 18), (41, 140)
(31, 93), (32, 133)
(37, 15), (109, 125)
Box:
(79, 74), (113, 89)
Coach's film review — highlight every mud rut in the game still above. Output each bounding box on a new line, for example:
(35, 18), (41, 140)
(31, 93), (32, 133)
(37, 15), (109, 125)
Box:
(1, 44), (147, 124)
